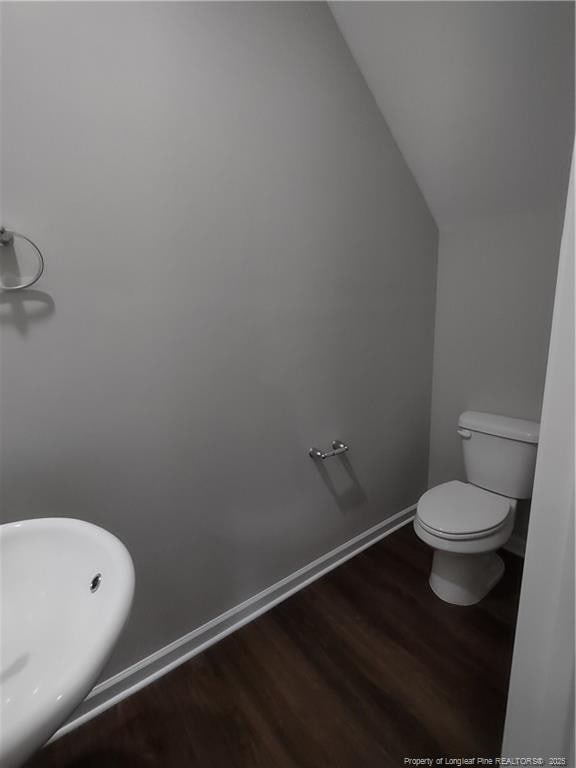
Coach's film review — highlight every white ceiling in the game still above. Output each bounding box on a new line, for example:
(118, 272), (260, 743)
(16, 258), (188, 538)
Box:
(330, 1), (574, 227)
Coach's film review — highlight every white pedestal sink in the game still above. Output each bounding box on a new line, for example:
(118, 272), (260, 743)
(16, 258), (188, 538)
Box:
(0, 518), (135, 768)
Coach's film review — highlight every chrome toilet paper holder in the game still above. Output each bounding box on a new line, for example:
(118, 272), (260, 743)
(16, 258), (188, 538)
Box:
(309, 440), (349, 460)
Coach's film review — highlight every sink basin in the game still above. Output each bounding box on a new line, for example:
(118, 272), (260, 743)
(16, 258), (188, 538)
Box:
(0, 518), (135, 768)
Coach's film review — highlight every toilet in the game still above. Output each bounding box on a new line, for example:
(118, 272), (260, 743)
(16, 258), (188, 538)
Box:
(414, 411), (539, 606)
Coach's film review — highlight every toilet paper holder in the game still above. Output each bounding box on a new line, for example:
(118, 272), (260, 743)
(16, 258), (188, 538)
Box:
(309, 440), (349, 460)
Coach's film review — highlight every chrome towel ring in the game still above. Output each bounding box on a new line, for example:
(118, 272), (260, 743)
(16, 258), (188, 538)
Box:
(0, 227), (45, 290)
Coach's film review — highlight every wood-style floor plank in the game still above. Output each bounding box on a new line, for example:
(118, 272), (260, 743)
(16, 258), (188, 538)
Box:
(26, 524), (523, 767)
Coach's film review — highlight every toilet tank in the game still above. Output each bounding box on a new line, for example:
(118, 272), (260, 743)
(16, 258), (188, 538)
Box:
(458, 411), (539, 499)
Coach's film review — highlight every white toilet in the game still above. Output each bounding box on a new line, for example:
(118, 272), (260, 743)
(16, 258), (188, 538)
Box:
(414, 411), (539, 606)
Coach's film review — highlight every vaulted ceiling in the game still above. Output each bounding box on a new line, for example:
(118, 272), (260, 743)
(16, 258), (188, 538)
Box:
(330, 2), (574, 228)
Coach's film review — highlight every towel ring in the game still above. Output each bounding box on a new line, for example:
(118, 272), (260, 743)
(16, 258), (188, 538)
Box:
(0, 227), (45, 291)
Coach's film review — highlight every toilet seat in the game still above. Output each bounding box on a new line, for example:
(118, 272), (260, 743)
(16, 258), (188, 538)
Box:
(416, 516), (509, 541)
(416, 480), (511, 539)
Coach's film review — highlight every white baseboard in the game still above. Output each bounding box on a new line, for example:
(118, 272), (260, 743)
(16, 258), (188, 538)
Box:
(502, 533), (526, 558)
(53, 505), (416, 742)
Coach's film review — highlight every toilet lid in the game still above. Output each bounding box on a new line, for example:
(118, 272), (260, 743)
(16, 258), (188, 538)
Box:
(417, 480), (511, 536)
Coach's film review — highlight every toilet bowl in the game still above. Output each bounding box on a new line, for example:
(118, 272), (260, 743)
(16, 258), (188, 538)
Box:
(414, 481), (516, 605)
(414, 411), (539, 606)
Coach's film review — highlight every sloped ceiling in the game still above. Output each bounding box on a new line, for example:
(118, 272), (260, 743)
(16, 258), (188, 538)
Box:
(330, 1), (574, 227)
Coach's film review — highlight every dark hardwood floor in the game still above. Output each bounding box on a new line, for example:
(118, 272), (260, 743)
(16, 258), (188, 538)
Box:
(27, 523), (523, 768)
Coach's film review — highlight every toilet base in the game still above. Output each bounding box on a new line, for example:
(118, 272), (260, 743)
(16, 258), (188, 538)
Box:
(429, 550), (505, 606)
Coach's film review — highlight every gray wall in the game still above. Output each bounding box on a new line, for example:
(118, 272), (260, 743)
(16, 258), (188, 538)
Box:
(0, 2), (437, 678)
(428, 204), (565, 493)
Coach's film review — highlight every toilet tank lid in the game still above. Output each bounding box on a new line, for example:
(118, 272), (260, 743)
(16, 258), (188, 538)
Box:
(458, 411), (540, 443)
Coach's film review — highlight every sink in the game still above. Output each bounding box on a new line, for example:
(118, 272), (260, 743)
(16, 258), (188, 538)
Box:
(0, 518), (135, 768)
